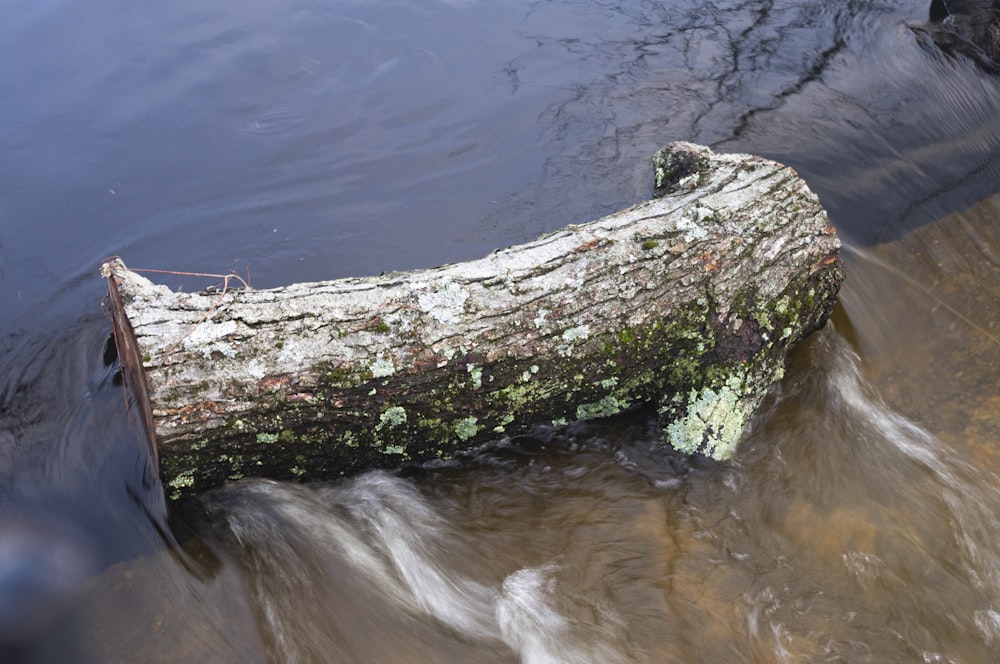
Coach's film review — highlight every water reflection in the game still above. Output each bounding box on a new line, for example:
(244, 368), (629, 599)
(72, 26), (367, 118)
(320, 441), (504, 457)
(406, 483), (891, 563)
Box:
(0, 312), (171, 660)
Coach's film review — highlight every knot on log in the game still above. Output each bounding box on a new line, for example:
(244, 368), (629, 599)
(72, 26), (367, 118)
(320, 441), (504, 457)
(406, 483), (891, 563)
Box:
(102, 143), (843, 499)
(651, 142), (713, 198)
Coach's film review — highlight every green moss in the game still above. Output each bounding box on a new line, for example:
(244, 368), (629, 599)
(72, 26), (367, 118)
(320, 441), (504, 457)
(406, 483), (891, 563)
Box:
(641, 239), (659, 251)
(322, 365), (357, 388)
(652, 146), (710, 194)
(576, 396), (624, 420)
(341, 430), (358, 448)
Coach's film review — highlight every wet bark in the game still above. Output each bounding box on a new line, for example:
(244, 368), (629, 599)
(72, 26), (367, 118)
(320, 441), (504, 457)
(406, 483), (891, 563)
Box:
(102, 142), (843, 499)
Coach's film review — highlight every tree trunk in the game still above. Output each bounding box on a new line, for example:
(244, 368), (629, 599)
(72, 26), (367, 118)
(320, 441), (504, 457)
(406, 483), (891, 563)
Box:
(102, 142), (843, 500)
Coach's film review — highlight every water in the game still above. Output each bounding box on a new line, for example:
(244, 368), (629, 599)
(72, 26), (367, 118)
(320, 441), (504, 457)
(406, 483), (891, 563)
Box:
(2, 0), (1000, 661)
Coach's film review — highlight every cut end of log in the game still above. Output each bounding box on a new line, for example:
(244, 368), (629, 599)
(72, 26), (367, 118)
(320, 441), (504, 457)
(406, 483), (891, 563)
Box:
(102, 143), (843, 499)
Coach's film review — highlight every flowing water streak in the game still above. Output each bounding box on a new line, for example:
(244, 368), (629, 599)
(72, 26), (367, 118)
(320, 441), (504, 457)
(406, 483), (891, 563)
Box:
(804, 327), (1000, 657)
(186, 321), (1000, 662)
(202, 473), (631, 663)
(835, 333), (1000, 589)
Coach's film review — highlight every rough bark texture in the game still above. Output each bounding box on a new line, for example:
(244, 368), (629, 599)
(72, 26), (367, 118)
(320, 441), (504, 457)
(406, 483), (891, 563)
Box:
(102, 142), (843, 499)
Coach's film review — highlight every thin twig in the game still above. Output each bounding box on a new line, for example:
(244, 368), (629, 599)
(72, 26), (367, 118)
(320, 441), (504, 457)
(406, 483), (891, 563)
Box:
(131, 266), (251, 290)
(101, 258), (253, 364)
(159, 274), (242, 360)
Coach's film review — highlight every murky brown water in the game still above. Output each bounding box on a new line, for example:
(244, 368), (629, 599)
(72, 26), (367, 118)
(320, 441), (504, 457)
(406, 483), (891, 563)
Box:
(844, 194), (1000, 458)
(75, 199), (1000, 662)
(3, 0), (1000, 662)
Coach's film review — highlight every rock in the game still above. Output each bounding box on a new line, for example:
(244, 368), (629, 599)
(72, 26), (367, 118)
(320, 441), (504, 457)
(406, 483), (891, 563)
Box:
(916, 0), (1000, 73)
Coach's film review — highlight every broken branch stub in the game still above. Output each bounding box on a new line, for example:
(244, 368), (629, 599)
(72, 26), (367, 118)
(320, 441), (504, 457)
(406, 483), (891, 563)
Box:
(102, 142), (843, 499)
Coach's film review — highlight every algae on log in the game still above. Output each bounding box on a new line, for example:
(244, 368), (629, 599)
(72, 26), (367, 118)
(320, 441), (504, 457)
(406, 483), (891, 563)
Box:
(102, 142), (843, 499)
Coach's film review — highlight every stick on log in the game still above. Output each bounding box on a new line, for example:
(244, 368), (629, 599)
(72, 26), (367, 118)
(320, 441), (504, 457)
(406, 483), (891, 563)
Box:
(102, 142), (843, 500)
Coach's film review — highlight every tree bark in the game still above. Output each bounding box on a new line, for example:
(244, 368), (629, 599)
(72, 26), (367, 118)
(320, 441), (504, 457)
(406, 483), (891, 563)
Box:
(102, 142), (843, 500)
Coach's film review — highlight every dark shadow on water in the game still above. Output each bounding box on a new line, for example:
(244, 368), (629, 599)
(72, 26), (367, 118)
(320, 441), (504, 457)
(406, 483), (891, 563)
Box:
(0, 306), (174, 659)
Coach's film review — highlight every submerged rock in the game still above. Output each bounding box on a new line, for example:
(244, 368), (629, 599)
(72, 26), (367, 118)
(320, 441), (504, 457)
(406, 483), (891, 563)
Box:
(915, 0), (1000, 73)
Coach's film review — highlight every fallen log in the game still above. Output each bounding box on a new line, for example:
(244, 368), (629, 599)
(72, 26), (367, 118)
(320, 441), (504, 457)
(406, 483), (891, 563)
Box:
(102, 142), (843, 500)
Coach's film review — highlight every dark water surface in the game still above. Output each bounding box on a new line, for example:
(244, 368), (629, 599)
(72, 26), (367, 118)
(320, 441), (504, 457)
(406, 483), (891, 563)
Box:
(3, 0), (1000, 661)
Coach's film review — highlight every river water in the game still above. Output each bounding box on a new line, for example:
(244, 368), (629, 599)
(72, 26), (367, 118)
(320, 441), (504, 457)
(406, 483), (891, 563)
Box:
(2, 0), (1000, 661)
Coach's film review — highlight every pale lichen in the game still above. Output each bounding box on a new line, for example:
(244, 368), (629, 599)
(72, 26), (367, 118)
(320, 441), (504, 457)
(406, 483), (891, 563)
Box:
(562, 324), (591, 342)
(467, 364), (483, 390)
(558, 324), (591, 357)
(663, 376), (747, 459)
(168, 469), (196, 501)
(370, 354), (395, 378)
(377, 405), (407, 430)
(493, 413), (516, 434)
(454, 416), (479, 441)
(246, 359), (267, 380)
(418, 281), (469, 324)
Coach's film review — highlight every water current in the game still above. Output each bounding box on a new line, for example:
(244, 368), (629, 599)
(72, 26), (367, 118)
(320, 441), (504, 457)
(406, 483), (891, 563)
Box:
(2, 0), (1000, 661)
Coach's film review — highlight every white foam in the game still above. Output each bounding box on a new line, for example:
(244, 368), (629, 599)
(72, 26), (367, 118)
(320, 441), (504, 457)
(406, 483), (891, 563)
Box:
(495, 565), (629, 664)
(210, 472), (635, 662)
